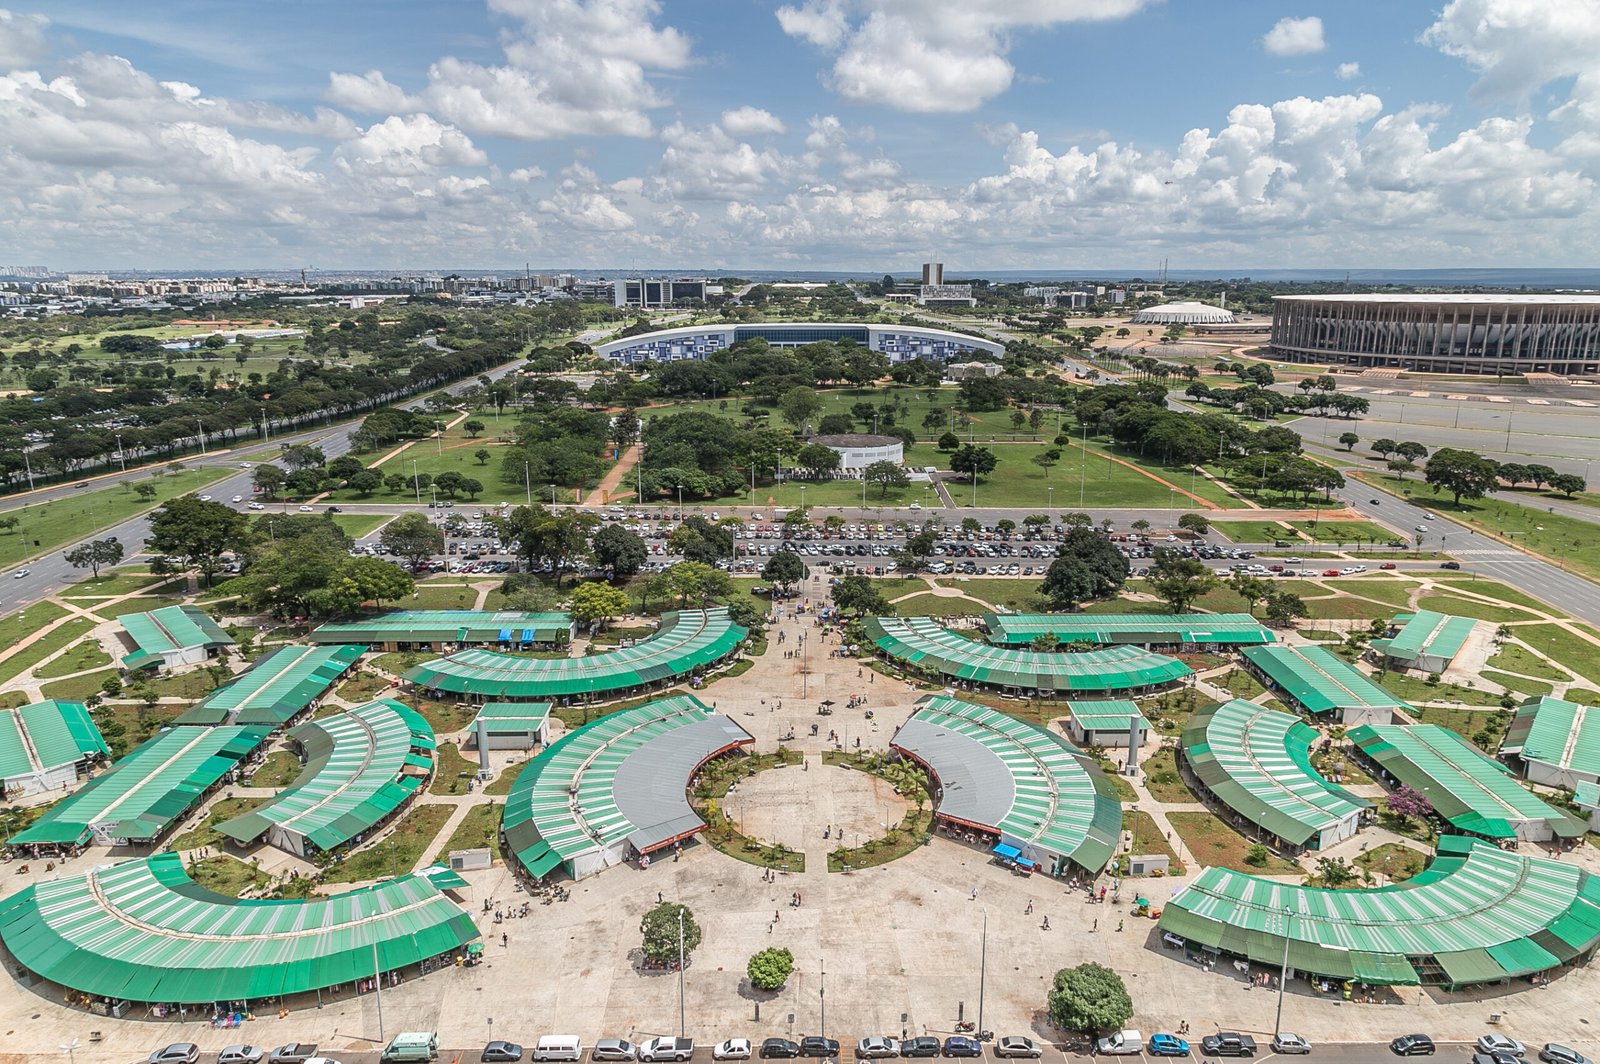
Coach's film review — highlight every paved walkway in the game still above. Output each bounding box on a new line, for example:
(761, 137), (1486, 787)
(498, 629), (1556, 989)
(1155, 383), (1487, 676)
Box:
(585, 442), (641, 507)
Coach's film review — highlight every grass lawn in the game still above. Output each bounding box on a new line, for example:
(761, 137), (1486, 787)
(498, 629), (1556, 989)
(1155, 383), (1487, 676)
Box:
(431, 742), (479, 795)
(1212, 519), (1294, 543)
(187, 855), (273, 897)
(30, 633), (111, 679)
(1143, 690), (1217, 738)
(1410, 702), (1502, 744)
(0, 618), (97, 685)
(88, 596), (185, 621)
(1337, 577), (1419, 609)
(169, 795), (275, 851)
(1414, 594), (1539, 624)
(1141, 747), (1196, 804)
(1514, 625), (1600, 688)
(937, 577), (1047, 612)
(330, 513), (391, 538)
(1166, 810), (1302, 874)
(485, 758), (531, 796)
(827, 808), (932, 873)
(1301, 595), (1399, 622)
(0, 602), (67, 662)
(0, 692), (27, 709)
(1219, 668), (1268, 700)
(145, 666), (234, 700)
(1487, 641), (1572, 682)
(59, 570), (164, 598)
(1297, 629), (1344, 642)
(1289, 519), (1395, 545)
(250, 751), (302, 787)
(1115, 809), (1185, 876)
(337, 670), (394, 702)
(1482, 671), (1554, 698)
(0, 466), (239, 568)
(441, 801), (503, 858)
(1376, 671), (1505, 707)
(1428, 575), (1558, 613)
(1079, 598), (1176, 615)
(1354, 842), (1427, 884)
(403, 582), (484, 610)
(40, 668), (118, 702)
(322, 803), (455, 884)
(414, 693), (479, 734)
(884, 593), (981, 618)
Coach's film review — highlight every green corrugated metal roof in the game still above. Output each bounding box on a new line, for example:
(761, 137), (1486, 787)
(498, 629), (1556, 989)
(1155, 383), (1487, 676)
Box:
(406, 610), (746, 698)
(471, 702), (552, 732)
(1501, 696), (1600, 783)
(311, 610), (572, 644)
(986, 613), (1275, 646)
(1576, 781), (1600, 811)
(1376, 611), (1476, 667)
(12, 726), (269, 845)
(1158, 836), (1600, 986)
(865, 616), (1191, 692)
(0, 700), (108, 781)
(1181, 699), (1370, 846)
(1065, 699), (1150, 733)
(1242, 644), (1410, 715)
(118, 605), (233, 668)
(0, 852), (478, 1003)
(173, 644), (364, 727)
(894, 696), (1121, 872)
(217, 699), (434, 853)
(1350, 723), (1587, 839)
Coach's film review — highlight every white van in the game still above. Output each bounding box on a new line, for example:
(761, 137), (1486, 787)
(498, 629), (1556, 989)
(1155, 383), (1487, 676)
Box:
(380, 1033), (438, 1064)
(534, 1037), (583, 1062)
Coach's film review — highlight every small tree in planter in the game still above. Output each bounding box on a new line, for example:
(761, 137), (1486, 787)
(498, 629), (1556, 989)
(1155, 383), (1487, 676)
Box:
(747, 947), (794, 991)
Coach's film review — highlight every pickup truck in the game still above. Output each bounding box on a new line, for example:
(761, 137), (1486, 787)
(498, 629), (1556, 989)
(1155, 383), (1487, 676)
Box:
(269, 1046), (319, 1064)
(1200, 1034), (1257, 1057)
(1095, 1031), (1142, 1056)
(640, 1039), (695, 1062)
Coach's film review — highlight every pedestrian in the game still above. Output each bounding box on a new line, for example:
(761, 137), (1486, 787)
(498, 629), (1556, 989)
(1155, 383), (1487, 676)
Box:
(774, 910), (780, 922)
(1025, 901), (1033, 915)
(1117, 919), (1124, 932)
(1092, 918), (1098, 932)
(658, 891), (663, 904)
(501, 932), (508, 947)
(970, 885), (978, 901)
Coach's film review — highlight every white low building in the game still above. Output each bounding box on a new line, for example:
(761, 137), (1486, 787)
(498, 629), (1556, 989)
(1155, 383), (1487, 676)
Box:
(810, 433), (904, 473)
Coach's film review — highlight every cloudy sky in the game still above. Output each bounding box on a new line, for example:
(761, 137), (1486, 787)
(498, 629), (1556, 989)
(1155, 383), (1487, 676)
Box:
(2, 0), (1597, 271)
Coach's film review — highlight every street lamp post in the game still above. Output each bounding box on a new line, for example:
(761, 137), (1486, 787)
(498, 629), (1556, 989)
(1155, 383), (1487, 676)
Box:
(976, 907), (988, 1039)
(549, 484), (556, 506)
(114, 433), (126, 473)
(677, 909), (687, 1038)
(524, 461), (532, 506)
(412, 459), (422, 506)
(819, 958), (826, 1038)
(1273, 908), (1295, 1038)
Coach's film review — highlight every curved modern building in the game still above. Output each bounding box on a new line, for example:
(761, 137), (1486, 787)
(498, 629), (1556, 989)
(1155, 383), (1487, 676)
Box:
(1271, 294), (1600, 375)
(595, 322), (1004, 365)
(1131, 301), (1235, 325)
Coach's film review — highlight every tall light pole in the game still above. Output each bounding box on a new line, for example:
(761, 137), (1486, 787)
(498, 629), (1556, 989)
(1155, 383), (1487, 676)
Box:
(524, 461), (532, 506)
(677, 909), (687, 1038)
(372, 940), (386, 1043)
(819, 957), (826, 1038)
(1273, 908), (1294, 1038)
(412, 459), (422, 506)
(549, 483), (556, 506)
(114, 434), (126, 473)
(1079, 422), (1088, 507)
(976, 908), (988, 1039)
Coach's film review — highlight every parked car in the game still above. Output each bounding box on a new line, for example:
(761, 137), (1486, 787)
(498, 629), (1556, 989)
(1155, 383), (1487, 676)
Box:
(1475, 1054), (1520, 1064)
(149, 1046), (200, 1064)
(1147, 1035), (1190, 1057)
(1270, 1035), (1311, 1055)
(593, 1042), (637, 1062)
(1380, 562), (1397, 570)
(899, 1039), (940, 1059)
(800, 1038), (839, 1059)
(219, 1048), (265, 1064)
(1095, 1032), (1142, 1056)
(993, 1038), (1040, 1059)
(1478, 1037), (1526, 1058)
(941, 1038), (981, 1059)
(1440, 561), (1462, 570)
(482, 1044), (524, 1063)
(857, 1038), (899, 1059)
(1540, 1046), (1589, 1064)
(1391, 1036), (1437, 1057)
(639, 1040), (695, 1063)
(759, 1042), (801, 1060)
(714, 1042), (752, 1062)
(1199, 1034), (1256, 1058)
(268, 1047), (319, 1064)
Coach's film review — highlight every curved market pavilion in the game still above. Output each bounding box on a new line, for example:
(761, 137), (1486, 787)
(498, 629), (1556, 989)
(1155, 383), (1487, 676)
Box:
(864, 615), (1190, 693)
(0, 852), (479, 1004)
(406, 609), (747, 701)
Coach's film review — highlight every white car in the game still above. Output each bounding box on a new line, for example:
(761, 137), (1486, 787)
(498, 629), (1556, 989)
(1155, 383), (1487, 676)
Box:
(1270, 1034), (1311, 1055)
(231, 495), (244, 503)
(298, 505), (314, 512)
(12, 568), (29, 579)
(857, 1037), (899, 1059)
(249, 502), (265, 510)
(148, 1048), (200, 1064)
(239, 462), (254, 469)
(219, 1048), (265, 1064)
(199, 495), (212, 502)
(713, 1040), (752, 1061)
(908, 502), (922, 510)
(1478, 1036), (1526, 1058)
(1415, 525), (1430, 533)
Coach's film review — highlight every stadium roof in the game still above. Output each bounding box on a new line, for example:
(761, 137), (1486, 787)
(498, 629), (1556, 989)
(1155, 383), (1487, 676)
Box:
(1349, 724), (1586, 839)
(471, 702), (552, 731)
(1066, 699), (1150, 733)
(1131, 301), (1236, 325)
(1159, 836), (1600, 986)
(0, 852), (478, 1003)
(1181, 700), (1370, 847)
(0, 700), (108, 784)
(1370, 611), (1476, 668)
(119, 605), (233, 671)
(864, 615), (1190, 692)
(1276, 293), (1600, 306)
(405, 609), (747, 699)
(891, 696), (1121, 872)
(503, 695), (753, 878)
(312, 610), (572, 646)
(1242, 645), (1410, 716)
(986, 613), (1274, 647)
(1501, 696), (1600, 780)
(12, 726), (270, 846)
(173, 644), (364, 726)
(216, 699), (435, 853)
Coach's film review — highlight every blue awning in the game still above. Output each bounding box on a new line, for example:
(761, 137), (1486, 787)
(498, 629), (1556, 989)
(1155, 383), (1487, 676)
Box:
(993, 843), (1021, 861)
(499, 628), (512, 641)
(522, 628), (534, 642)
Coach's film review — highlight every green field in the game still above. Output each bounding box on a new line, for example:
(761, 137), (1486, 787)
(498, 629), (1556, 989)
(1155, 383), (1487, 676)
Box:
(30, 634), (111, 679)
(40, 668), (118, 702)
(442, 802), (503, 858)
(60, 569), (167, 598)
(1428, 575), (1559, 613)
(1336, 577), (1418, 609)
(1290, 519), (1396, 544)
(1377, 670), (1505, 707)
(431, 742), (478, 795)
(330, 513), (391, 538)
(1486, 641), (1571, 682)
(1414, 594), (1539, 624)
(1516, 625), (1600, 688)
(0, 617), (96, 687)
(322, 803), (454, 884)
(1212, 520), (1295, 543)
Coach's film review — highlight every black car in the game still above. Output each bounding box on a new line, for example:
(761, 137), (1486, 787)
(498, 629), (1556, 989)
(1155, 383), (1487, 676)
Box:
(1200, 1035), (1255, 1058)
(1392, 1036), (1437, 1057)
(941, 1039), (981, 1059)
(800, 1038), (840, 1059)
(1440, 561), (1462, 570)
(760, 1042), (801, 1060)
(482, 1043), (524, 1063)
(899, 1039), (940, 1059)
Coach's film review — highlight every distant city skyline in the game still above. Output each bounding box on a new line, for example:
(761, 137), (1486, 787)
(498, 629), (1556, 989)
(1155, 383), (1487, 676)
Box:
(1, 1), (1597, 269)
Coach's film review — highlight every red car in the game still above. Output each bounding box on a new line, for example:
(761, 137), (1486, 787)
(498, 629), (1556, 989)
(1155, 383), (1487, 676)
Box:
(1380, 562), (1397, 570)
(1322, 568), (1342, 577)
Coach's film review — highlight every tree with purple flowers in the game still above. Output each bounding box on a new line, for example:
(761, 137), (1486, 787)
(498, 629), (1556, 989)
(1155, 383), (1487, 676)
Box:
(1386, 785), (1434, 826)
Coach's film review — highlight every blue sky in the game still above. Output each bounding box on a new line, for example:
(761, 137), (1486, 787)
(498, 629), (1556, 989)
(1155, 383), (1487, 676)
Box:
(2, 0), (1597, 270)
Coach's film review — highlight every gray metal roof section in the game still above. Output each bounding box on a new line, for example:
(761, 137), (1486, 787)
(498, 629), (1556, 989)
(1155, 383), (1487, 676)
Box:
(889, 717), (1015, 828)
(613, 714), (754, 854)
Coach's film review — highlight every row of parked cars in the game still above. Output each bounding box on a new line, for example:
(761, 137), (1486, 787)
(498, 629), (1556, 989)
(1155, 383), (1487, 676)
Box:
(481, 1036), (1043, 1063)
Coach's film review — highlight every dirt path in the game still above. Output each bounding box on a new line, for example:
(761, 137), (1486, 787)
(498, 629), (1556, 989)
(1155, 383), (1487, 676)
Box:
(585, 443), (641, 507)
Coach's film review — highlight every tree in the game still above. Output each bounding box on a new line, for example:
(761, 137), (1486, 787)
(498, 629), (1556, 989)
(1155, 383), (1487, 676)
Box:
(664, 561), (734, 607)
(778, 387), (823, 429)
(863, 460), (910, 497)
(1177, 513), (1210, 536)
(1338, 431), (1360, 451)
(1147, 548), (1217, 612)
(1244, 842), (1271, 867)
(501, 505), (597, 580)
(1031, 449), (1061, 478)
(434, 470), (466, 498)
(146, 496), (249, 586)
(746, 947), (794, 992)
(474, 448), (492, 466)
(592, 524), (648, 578)
(463, 419), (485, 438)
(950, 445), (998, 482)
(379, 512), (445, 570)
(1315, 856), (1357, 887)
(1551, 472), (1587, 497)
(1264, 590), (1306, 627)
(761, 551), (806, 594)
(936, 431), (961, 453)
(1425, 447), (1501, 505)
(1395, 440), (1429, 463)
(1370, 438), (1398, 460)
(252, 463), (287, 499)
(795, 443), (842, 478)
(570, 581), (630, 628)
(1227, 572), (1271, 615)
(1386, 784), (1434, 826)
(1038, 529), (1130, 610)
(133, 482), (158, 502)
(1047, 962), (1133, 1034)
(669, 516), (735, 565)
(279, 444), (326, 472)
(63, 538), (124, 577)
(640, 902), (702, 966)
(832, 574), (890, 616)
(348, 469), (383, 496)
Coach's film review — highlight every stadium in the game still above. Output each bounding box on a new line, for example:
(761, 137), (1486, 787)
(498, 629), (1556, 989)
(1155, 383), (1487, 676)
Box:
(1270, 293), (1600, 375)
(595, 322), (1004, 365)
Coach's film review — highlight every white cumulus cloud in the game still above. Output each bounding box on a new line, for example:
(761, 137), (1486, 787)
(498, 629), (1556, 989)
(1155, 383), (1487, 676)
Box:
(0, 8), (49, 70)
(1336, 61), (1360, 80)
(721, 106), (787, 137)
(1262, 16), (1325, 57)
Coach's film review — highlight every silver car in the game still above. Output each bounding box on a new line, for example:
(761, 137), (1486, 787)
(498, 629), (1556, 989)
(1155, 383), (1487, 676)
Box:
(594, 1041), (638, 1062)
(149, 1047), (200, 1064)
(220, 1049), (265, 1064)
(1270, 1035), (1311, 1055)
